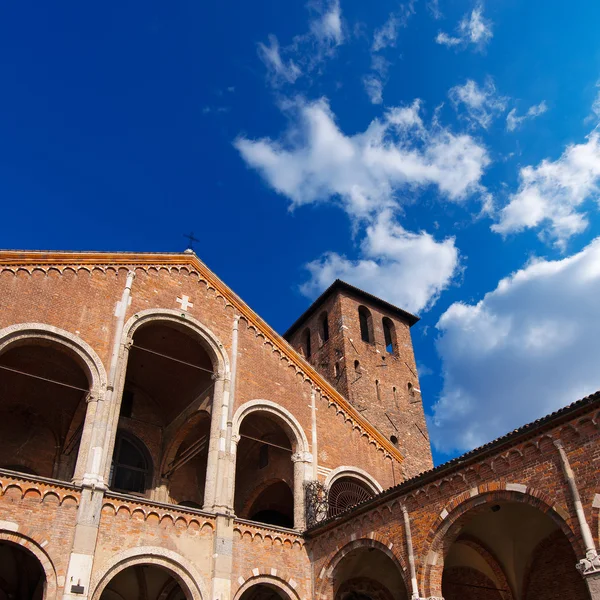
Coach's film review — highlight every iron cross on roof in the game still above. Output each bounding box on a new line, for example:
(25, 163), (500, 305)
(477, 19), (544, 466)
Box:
(183, 231), (200, 251)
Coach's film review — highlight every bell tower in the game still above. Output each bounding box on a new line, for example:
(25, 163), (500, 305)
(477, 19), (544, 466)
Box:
(284, 280), (433, 479)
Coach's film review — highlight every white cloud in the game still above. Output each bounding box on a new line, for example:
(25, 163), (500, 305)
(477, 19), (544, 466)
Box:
(436, 4), (493, 50)
(309, 0), (344, 47)
(372, 13), (400, 52)
(363, 75), (384, 105)
(235, 97), (490, 219)
(258, 0), (343, 88)
(506, 101), (548, 132)
(300, 210), (460, 313)
(431, 237), (600, 453)
(449, 79), (507, 129)
(258, 35), (302, 86)
(493, 130), (600, 247)
(435, 32), (461, 47)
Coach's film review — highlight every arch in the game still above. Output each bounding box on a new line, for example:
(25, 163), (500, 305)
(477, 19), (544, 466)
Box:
(0, 323), (108, 396)
(122, 309), (229, 376)
(234, 575), (299, 600)
(0, 530), (58, 600)
(317, 538), (409, 599)
(324, 466), (383, 494)
(90, 546), (208, 600)
(232, 400), (309, 454)
(421, 489), (582, 598)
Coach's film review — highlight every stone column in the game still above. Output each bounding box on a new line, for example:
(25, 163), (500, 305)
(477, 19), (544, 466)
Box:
(204, 371), (230, 512)
(554, 439), (600, 597)
(292, 451), (312, 531)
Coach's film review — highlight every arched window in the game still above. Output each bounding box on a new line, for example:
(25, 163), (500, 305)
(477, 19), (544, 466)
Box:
(320, 312), (329, 344)
(408, 382), (414, 396)
(328, 476), (374, 517)
(302, 328), (311, 359)
(382, 317), (396, 354)
(110, 432), (151, 494)
(358, 306), (373, 343)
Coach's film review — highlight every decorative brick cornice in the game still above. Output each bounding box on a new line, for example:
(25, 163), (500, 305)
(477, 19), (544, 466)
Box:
(0, 250), (403, 460)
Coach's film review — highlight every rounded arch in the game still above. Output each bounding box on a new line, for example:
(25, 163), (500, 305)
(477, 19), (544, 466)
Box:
(421, 489), (582, 598)
(123, 309), (229, 376)
(324, 466), (383, 494)
(90, 546), (208, 600)
(232, 400), (309, 454)
(0, 323), (108, 396)
(317, 538), (409, 599)
(0, 530), (58, 600)
(234, 575), (299, 600)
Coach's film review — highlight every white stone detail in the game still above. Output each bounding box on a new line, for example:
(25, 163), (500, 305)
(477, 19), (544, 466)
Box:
(252, 568), (260, 577)
(0, 520), (18, 532)
(506, 482), (527, 493)
(593, 494), (600, 509)
(270, 568), (277, 576)
(440, 508), (449, 520)
(288, 579), (298, 589)
(469, 487), (479, 497)
(238, 577), (245, 586)
(176, 295), (194, 311)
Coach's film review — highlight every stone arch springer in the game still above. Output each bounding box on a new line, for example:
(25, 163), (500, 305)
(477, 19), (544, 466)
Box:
(0, 529), (59, 600)
(90, 546), (208, 600)
(233, 573), (302, 600)
(316, 537), (409, 599)
(232, 400), (310, 455)
(0, 322), (108, 397)
(421, 485), (582, 598)
(324, 466), (383, 494)
(122, 309), (230, 377)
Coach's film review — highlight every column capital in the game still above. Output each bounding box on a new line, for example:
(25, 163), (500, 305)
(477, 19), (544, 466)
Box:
(291, 451), (313, 464)
(578, 551), (600, 576)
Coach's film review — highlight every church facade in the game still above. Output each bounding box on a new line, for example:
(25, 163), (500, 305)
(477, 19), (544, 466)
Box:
(0, 249), (598, 600)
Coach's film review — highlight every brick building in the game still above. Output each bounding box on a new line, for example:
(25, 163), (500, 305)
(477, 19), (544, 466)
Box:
(0, 249), (598, 600)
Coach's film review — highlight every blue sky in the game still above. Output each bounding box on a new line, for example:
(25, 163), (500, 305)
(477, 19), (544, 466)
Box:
(3, 1), (600, 465)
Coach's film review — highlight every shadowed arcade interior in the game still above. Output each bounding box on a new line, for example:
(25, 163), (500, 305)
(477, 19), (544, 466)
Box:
(0, 340), (90, 480)
(99, 565), (187, 600)
(441, 501), (588, 600)
(234, 412), (295, 528)
(238, 584), (290, 600)
(333, 546), (408, 600)
(111, 321), (215, 503)
(0, 541), (45, 600)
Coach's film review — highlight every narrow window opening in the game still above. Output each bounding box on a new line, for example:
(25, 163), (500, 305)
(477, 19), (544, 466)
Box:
(382, 317), (395, 354)
(375, 379), (381, 403)
(408, 382), (414, 396)
(358, 306), (373, 343)
(320, 312), (329, 343)
(354, 360), (360, 373)
(302, 328), (311, 359)
(334, 362), (340, 378)
(390, 435), (398, 446)
(393, 386), (398, 407)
